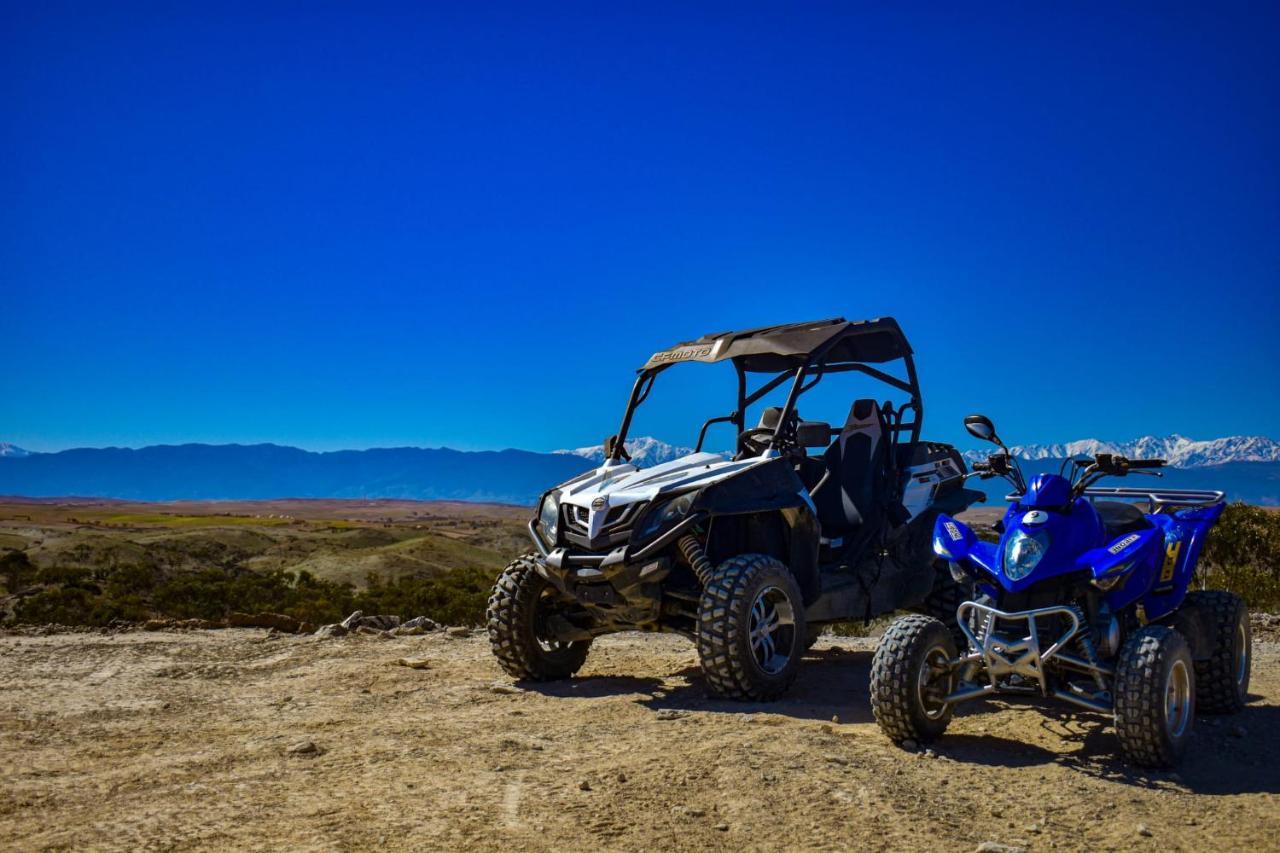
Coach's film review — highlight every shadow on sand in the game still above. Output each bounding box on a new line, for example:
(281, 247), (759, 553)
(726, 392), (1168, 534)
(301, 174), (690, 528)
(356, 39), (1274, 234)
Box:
(520, 644), (1280, 795)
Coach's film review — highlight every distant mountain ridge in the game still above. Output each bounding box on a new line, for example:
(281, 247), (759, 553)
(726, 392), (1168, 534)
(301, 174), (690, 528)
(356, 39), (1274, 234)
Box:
(2, 433), (1278, 506)
(0, 443), (29, 458)
(962, 434), (1280, 468)
(0, 443), (594, 505)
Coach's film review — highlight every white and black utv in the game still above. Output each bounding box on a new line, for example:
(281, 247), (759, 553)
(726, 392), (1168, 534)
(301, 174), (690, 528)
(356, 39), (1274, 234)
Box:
(488, 317), (986, 699)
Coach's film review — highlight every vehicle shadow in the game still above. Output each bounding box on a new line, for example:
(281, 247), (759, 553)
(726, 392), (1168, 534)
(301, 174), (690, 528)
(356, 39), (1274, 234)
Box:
(522, 647), (1279, 794)
(518, 645), (878, 723)
(640, 645), (879, 723)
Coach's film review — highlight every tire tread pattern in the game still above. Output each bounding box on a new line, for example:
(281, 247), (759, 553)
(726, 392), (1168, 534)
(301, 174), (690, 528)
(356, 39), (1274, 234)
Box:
(487, 554), (590, 681)
(1114, 624), (1193, 768)
(1185, 590), (1249, 714)
(697, 554), (802, 701)
(870, 614), (955, 743)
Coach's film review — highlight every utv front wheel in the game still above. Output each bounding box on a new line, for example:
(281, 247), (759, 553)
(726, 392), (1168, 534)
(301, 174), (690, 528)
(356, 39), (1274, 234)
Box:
(1114, 625), (1195, 768)
(487, 555), (592, 681)
(697, 554), (805, 701)
(870, 615), (957, 744)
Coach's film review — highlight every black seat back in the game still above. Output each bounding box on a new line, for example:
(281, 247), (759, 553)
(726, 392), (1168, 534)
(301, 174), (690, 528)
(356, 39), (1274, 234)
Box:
(811, 399), (888, 537)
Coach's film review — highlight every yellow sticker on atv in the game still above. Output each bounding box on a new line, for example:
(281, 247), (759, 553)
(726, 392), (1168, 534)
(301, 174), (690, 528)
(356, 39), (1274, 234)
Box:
(1160, 539), (1182, 583)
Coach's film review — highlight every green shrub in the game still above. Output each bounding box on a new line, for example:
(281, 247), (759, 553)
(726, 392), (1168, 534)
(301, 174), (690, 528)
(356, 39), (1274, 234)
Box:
(1199, 502), (1280, 610)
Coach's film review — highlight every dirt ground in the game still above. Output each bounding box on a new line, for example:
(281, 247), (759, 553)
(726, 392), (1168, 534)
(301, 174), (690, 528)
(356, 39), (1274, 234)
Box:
(1, 628), (1277, 852)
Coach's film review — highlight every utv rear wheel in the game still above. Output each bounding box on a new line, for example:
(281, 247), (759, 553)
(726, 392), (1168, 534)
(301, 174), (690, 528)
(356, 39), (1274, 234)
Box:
(870, 615), (957, 744)
(1114, 625), (1195, 768)
(915, 560), (973, 651)
(1184, 590), (1250, 714)
(487, 555), (592, 681)
(697, 554), (805, 701)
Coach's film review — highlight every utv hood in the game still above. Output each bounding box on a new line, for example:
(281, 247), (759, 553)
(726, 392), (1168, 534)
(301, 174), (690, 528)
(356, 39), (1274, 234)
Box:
(555, 453), (769, 509)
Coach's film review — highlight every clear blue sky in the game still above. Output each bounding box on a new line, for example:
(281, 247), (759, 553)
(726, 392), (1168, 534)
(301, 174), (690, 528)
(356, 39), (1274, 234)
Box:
(4, 3), (1277, 454)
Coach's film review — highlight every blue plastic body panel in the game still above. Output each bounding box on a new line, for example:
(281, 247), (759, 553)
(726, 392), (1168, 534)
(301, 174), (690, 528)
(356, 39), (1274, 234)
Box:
(932, 473), (1225, 622)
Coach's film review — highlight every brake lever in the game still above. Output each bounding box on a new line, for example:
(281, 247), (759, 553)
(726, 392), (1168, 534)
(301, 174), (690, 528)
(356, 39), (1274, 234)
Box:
(1127, 469), (1163, 478)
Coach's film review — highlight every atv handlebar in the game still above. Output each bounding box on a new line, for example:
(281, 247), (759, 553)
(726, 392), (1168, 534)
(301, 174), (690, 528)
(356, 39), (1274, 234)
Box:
(1069, 454), (1166, 498)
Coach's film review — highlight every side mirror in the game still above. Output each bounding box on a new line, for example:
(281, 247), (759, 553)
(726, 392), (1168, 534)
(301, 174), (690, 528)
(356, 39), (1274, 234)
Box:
(963, 414), (1001, 445)
(796, 421), (832, 449)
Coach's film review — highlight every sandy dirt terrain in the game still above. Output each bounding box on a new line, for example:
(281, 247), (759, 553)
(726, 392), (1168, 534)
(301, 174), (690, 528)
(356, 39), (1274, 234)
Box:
(1, 628), (1277, 852)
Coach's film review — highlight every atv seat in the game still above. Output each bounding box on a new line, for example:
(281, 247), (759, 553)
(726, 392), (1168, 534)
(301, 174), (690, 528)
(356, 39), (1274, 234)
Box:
(1094, 500), (1152, 540)
(811, 399), (888, 539)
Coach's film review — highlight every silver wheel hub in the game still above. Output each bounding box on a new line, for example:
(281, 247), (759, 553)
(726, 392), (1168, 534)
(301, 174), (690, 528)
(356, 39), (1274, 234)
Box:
(1165, 659), (1191, 738)
(1236, 620), (1249, 688)
(748, 586), (796, 675)
(916, 645), (953, 720)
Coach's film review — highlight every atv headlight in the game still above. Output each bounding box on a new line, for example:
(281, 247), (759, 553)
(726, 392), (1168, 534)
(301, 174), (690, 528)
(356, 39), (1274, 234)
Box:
(637, 492), (695, 539)
(538, 491), (561, 541)
(1002, 529), (1049, 581)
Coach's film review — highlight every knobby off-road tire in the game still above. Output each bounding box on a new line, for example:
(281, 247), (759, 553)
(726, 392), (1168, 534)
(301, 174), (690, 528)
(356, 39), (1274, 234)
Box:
(697, 554), (806, 701)
(870, 615), (958, 744)
(1113, 624), (1195, 768)
(1184, 590), (1250, 714)
(487, 554), (592, 681)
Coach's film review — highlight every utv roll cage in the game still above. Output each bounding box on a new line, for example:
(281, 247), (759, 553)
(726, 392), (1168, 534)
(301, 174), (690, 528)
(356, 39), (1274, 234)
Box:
(608, 317), (923, 462)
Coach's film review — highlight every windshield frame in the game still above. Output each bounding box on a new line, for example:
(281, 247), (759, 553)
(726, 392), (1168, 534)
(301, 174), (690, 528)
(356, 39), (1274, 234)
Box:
(607, 338), (923, 464)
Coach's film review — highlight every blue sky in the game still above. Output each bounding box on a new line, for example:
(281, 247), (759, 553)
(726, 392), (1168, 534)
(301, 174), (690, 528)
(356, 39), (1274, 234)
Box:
(4, 3), (1277, 455)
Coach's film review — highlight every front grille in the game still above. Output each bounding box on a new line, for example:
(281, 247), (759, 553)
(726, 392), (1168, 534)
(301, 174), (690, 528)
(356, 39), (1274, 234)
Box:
(561, 500), (647, 545)
(565, 504), (590, 534)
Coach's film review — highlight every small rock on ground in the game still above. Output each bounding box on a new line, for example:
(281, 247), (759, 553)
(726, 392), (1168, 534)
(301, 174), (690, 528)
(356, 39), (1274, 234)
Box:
(394, 658), (431, 670)
(446, 626), (471, 638)
(286, 741), (320, 756)
(976, 843), (1026, 853)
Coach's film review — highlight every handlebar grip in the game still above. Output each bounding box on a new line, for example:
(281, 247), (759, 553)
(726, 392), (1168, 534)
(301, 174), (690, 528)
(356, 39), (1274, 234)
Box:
(971, 461), (990, 472)
(1127, 458), (1166, 469)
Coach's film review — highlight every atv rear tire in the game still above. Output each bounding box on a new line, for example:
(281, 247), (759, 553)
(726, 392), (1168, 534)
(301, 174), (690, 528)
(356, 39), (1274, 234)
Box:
(915, 560), (973, 650)
(487, 554), (592, 681)
(697, 554), (805, 701)
(1184, 590), (1250, 714)
(1114, 624), (1195, 768)
(870, 615), (957, 744)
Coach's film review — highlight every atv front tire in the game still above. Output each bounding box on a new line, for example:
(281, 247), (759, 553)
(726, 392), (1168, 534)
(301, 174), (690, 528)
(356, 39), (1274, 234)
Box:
(870, 615), (958, 744)
(1114, 624), (1195, 768)
(487, 555), (592, 681)
(697, 554), (806, 701)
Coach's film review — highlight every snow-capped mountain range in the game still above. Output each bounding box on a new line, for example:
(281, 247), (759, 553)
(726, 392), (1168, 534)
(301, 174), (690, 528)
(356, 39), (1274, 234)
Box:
(556, 436), (713, 467)
(558, 434), (1280, 470)
(0, 443), (30, 458)
(962, 434), (1280, 469)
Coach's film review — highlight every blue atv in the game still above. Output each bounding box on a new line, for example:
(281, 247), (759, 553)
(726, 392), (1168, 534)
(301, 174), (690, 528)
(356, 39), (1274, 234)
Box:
(870, 414), (1251, 767)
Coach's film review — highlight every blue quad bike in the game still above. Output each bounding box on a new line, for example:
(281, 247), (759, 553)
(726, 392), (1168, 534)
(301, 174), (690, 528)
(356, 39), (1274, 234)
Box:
(871, 414), (1251, 767)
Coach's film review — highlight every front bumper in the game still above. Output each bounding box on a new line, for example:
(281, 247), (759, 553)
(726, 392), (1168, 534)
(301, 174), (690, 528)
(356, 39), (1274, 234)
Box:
(943, 601), (1113, 713)
(531, 542), (672, 633)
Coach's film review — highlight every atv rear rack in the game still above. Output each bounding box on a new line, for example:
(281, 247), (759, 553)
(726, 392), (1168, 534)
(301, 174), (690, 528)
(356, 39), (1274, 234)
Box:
(1000, 486), (1225, 511)
(1082, 486), (1225, 511)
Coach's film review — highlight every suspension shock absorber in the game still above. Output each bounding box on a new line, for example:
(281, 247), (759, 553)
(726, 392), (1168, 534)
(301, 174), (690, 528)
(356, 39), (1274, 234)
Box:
(677, 533), (715, 587)
(1070, 605), (1108, 693)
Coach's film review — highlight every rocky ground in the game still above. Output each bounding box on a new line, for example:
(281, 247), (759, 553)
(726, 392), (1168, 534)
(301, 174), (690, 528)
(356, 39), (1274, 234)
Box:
(1, 627), (1278, 852)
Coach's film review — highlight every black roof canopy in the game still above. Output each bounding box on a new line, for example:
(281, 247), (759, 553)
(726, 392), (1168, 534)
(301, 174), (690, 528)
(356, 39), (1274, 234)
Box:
(641, 317), (913, 373)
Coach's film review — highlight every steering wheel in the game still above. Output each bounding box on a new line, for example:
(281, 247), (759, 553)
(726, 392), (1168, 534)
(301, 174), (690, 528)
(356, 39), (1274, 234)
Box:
(738, 427), (775, 456)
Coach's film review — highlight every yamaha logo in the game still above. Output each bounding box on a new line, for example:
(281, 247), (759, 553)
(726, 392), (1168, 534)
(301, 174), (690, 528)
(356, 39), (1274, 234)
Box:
(591, 496), (608, 511)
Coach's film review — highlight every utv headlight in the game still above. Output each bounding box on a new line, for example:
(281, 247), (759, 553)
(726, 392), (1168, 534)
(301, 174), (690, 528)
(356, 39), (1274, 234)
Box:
(538, 491), (561, 541)
(1003, 529), (1049, 581)
(637, 493), (695, 539)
